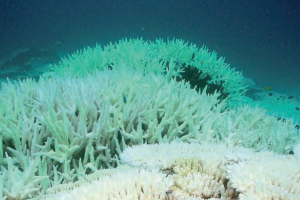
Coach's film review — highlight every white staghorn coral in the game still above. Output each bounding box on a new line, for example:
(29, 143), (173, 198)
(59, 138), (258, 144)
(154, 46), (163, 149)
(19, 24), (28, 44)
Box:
(0, 38), (299, 199)
(202, 105), (299, 154)
(0, 155), (47, 200)
(0, 68), (223, 198)
(49, 38), (246, 103)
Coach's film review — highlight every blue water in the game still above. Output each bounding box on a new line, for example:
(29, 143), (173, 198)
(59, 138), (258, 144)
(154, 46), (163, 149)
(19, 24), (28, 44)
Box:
(0, 0), (299, 93)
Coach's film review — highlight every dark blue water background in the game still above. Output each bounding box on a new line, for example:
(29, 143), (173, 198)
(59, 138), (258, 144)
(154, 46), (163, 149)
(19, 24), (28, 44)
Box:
(0, 0), (299, 93)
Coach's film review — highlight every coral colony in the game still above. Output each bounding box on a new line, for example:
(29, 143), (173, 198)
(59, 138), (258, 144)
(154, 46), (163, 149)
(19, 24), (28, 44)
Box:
(0, 39), (299, 199)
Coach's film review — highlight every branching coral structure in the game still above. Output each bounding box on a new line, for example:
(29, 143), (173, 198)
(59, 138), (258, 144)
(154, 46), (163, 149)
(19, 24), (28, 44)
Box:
(48, 38), (246, 103)
(0, 38), (299, 199)
(0, 68), (224, 199)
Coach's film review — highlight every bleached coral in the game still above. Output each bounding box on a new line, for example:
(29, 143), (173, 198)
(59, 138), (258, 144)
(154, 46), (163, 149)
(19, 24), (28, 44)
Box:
(226, 155), (300, 199)
(0, 65), (298, 199)
(169, 158), (227, 199)
(0, 38), (299, 199)
(38, 142), (300, 199)
(0, 154), (47, 200)
(120, 141), (270, 170)
(121, 142), (249, 199)
(50, 38), (246, 102)
(201, 105), (299, 154)
(43, 166), (173, 200)
(0, 68), (223, 198)
(121, 142), (300, 200)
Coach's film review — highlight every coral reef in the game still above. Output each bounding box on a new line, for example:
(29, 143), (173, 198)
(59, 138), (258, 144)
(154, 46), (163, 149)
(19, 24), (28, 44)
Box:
(0, 38), (299, 199)
(40, 142), (300, 199)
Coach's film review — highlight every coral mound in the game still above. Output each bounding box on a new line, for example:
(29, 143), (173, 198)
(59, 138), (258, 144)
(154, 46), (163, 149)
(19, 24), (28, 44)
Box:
(121, 142), (300, 199)
(50, 38), (246, 103)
